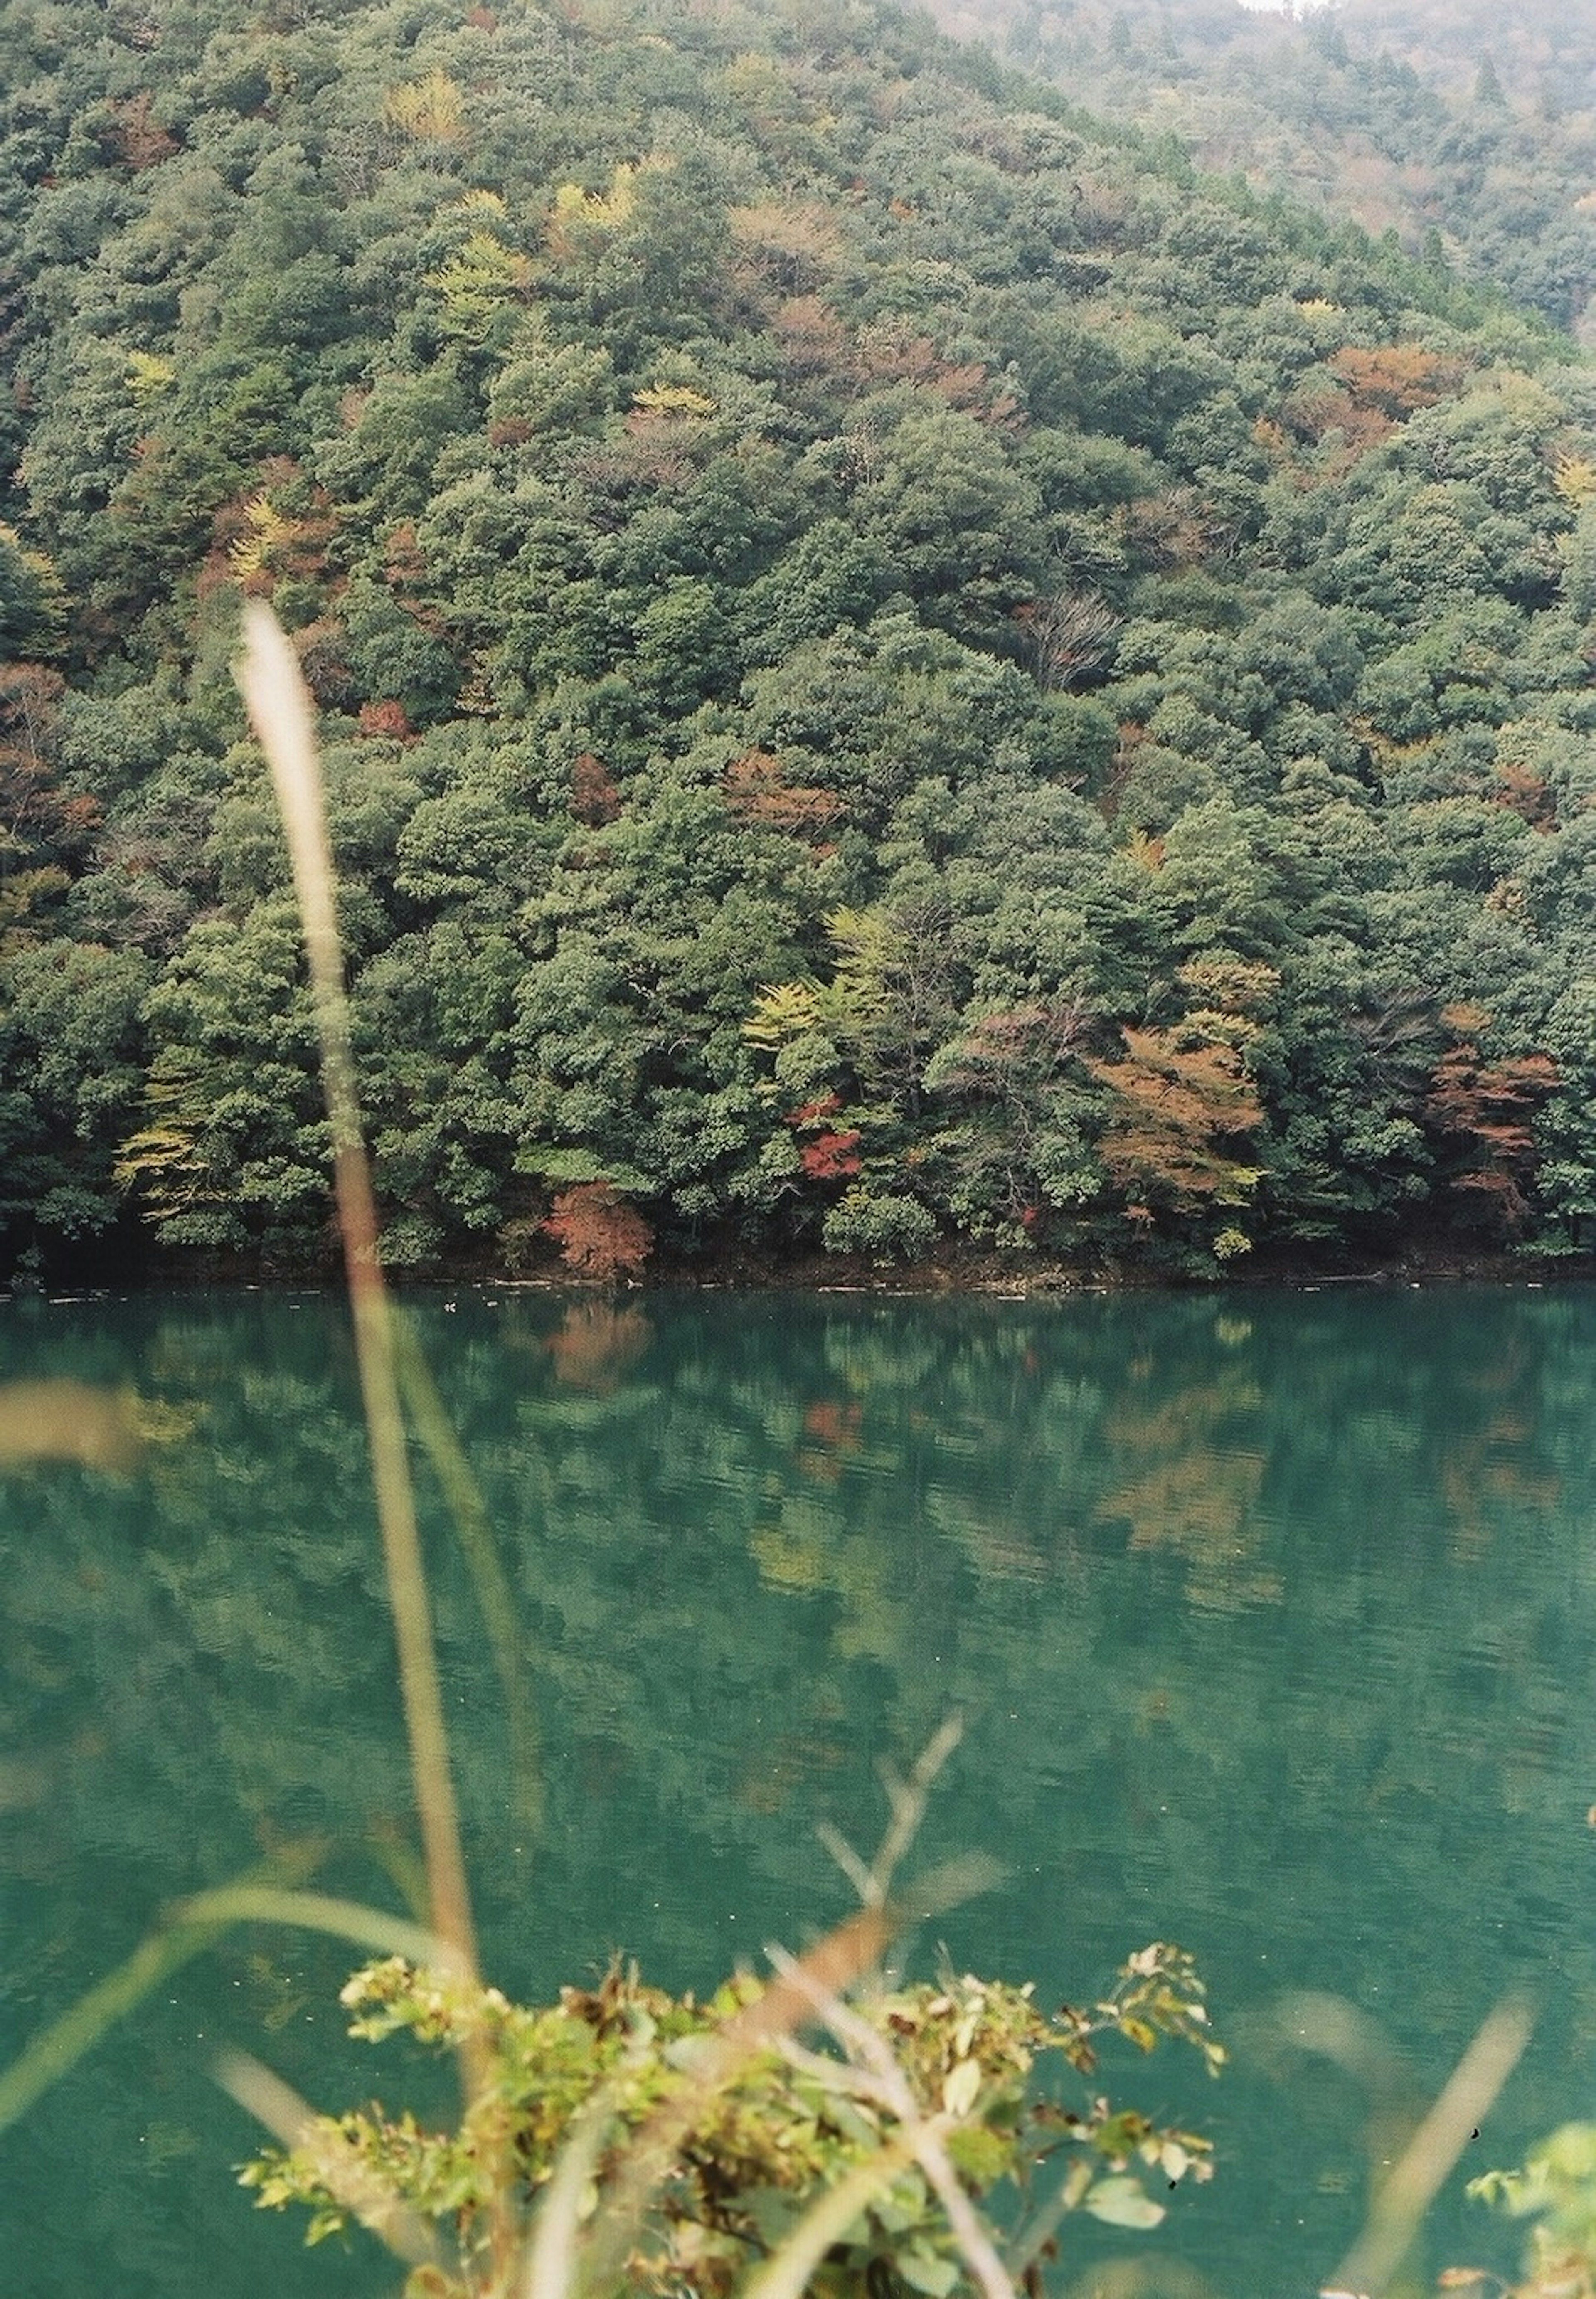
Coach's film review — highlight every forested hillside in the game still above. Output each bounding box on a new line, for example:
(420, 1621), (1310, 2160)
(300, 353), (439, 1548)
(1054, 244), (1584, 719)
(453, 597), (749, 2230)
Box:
(4, 0), (1596, 1281)
(939, 0), (1596, 339)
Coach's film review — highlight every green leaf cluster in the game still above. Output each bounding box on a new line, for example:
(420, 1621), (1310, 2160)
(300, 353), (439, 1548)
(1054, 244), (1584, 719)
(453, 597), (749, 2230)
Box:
(1468, 2123), (1596, 2297)
(243, 1944), (1219, 2297)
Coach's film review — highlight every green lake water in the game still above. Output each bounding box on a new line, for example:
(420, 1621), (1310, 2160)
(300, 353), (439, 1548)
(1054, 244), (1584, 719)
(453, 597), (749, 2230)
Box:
(5, 1282), (1596, 2297)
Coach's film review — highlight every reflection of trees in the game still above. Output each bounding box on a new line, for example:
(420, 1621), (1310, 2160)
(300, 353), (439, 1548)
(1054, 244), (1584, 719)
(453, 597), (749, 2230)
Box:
(7, 1288), (1596, 2297)
(544, 1300), (652, 1392)
(1096, 1362), (1276, 1612)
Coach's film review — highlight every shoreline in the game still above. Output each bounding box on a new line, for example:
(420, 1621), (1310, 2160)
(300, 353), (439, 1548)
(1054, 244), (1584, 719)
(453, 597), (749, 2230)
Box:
(8, 1236), (1596, 1303)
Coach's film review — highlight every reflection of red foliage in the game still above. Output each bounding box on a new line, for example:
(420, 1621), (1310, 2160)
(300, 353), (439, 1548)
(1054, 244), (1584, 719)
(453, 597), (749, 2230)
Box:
(543, 1183), (654, 1281)
(546, 1301), (650, 1391)
(799, 1130), (862, 1178)
(802, 1399), (863, 1446)
(733, 1728), (847, 1814)
(796, 1396), (864, 1481)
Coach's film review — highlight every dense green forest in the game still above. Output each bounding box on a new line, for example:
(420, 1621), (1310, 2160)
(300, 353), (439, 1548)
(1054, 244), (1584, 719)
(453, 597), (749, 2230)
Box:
(944, 0), (1596, 341)
(4, 0), (1596, 1281)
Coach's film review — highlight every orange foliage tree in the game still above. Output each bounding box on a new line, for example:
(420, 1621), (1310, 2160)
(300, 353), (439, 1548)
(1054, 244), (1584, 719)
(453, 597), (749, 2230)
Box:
(784, 1093), (863, 1181)
(721, 749), (840, 839)
(1328, 344), (1457, 417)
(1425, 1006), (1558, 1231)
(108, 92), (178, 171)
(1283, 346), (1463, 471)
(543, 1183), (654, 1281)
(1088, 1026), (1265, 1232)
(570, 751), (621, 826)
(0, 664), (99, 873)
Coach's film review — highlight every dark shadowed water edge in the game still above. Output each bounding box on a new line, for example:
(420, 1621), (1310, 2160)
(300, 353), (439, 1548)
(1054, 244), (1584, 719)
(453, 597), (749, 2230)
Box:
(6, 1280), (1596, 2299)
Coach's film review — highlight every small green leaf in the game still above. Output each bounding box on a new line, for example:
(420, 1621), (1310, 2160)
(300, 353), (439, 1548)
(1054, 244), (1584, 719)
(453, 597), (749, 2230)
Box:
(872, 2170), (930, 2235)
(945, 2123), (1010, 2189)
(745, 2186), (802, 2247)
(1084, 2176), (1166, 2230)
(895, 2240), (960, 2295)
(826, 2094), (882, 2149)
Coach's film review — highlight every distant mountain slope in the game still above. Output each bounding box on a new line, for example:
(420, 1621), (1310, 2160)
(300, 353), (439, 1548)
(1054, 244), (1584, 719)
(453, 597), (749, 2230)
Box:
(929, 0), (1596, 337)
(3, 0), (1596, 1281)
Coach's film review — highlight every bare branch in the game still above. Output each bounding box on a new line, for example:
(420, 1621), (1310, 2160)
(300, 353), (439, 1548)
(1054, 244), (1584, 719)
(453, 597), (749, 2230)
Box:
(764, 1943), (1017, 2299)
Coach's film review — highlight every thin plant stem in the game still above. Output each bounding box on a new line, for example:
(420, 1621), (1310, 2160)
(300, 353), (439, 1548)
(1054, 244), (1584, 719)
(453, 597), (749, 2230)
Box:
(740, 2136), (917, 2299)
(764, 1942), (1017, 2299)
(234, 602), (478, 1991)
(818, 1714), (964, 1914)
(1328, 1996), (1533, 2299)
(522, 2079), (623, 2299)
(174, 1885), (457, 1970)
(217, 2051), (443, 2268)
(392, 1312), (543, 1844)
(0, 1845), (323, 2131)
(1004, 2156), (1093, 2282)
(550, 1905), (892, 2299)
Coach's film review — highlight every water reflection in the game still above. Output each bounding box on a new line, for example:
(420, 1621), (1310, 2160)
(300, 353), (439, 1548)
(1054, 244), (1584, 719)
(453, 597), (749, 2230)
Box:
(5, 1284), (1596, 2298)
(544, 1300), (651, 1392)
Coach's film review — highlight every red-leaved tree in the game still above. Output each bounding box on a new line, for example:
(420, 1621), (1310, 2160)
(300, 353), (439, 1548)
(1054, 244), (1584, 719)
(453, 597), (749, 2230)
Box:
(1425, 1006), (1558, 1231)
(543, 1183), (654, 1281)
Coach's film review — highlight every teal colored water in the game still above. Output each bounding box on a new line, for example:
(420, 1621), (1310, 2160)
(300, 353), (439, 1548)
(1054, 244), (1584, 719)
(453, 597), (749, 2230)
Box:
(5, 1283), (1596, 2298)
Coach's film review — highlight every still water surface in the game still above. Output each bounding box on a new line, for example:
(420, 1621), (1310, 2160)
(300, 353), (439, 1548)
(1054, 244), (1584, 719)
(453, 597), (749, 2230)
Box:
(5, 1283), (1596, 2297)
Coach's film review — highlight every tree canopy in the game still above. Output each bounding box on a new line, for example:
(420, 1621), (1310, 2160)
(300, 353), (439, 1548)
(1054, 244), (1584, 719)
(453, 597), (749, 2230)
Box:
(3, 0), (1596, 1277)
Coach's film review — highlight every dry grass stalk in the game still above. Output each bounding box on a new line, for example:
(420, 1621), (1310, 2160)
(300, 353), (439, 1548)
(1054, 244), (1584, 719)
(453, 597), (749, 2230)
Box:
(764, 1942), (1016, 2299)
(547, 1903), (895, 2299)
(739, 2136), (919, 2299)
(1327, 1996), (1534, 2299)
(0, 1846), (325, 2132)
(817, 1713), (965, 1912)
(234, 601), (479, 1991)
(174, 1883), (453, 1968)
(0, 1379), (143, 1471)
